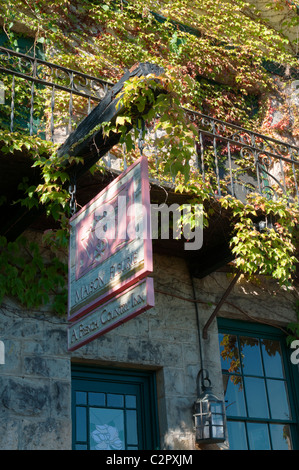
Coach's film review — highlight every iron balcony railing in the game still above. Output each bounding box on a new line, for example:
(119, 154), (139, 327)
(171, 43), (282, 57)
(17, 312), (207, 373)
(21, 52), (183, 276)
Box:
(0, 46), (114, 142)
(0, 47), (298, 206)
(145, 109), (299, 206)
(184, 109), (299, 206)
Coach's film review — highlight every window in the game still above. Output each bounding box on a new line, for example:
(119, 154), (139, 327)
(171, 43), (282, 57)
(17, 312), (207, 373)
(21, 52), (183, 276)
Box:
(0, 31), (44, 57)
(71, 365), (159, 450)
(218, 319), (299, 450)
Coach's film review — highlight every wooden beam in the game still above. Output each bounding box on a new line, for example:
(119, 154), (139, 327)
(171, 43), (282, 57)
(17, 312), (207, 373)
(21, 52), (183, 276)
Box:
(57, 62), (164, 175)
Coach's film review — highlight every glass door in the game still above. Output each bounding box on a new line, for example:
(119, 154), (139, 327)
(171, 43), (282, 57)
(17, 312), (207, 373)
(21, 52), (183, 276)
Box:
(72, 365), (159, 450)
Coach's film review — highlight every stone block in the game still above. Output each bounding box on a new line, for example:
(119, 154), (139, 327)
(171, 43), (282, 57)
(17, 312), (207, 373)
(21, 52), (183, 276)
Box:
(40, 326), (68, 356)
(0, 417), (19, 449)
(23, 356), (70, 380)
(20, 417), (71, 450)
(162, 367), (185, 396)
(49, 381), (71, 420)
(0, 377), (50, 417)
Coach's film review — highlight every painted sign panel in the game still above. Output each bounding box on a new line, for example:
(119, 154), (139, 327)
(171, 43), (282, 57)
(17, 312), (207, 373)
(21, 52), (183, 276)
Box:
(68, 156), (153, 322)
(67, 277), (154, 351)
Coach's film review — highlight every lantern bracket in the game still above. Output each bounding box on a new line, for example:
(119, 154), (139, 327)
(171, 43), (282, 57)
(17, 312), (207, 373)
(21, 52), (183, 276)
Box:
(196, 368), (211, 395)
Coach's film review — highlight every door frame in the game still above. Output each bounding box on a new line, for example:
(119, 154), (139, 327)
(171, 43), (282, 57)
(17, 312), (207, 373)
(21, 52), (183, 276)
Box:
(71, 364), (160, 450)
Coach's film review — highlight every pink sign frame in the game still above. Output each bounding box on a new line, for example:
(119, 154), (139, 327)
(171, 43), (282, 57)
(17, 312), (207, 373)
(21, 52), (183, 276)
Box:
(68, 156), (153, 322)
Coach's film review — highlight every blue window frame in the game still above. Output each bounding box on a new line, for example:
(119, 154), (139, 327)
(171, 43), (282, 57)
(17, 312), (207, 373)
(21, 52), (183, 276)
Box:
(71, 365), (160, 450)
(218, 319), (299, 450)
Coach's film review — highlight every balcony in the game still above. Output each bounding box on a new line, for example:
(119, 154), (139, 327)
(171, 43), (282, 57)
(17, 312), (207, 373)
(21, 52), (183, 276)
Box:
(1, 47), (298, 277)
(184, 108), (299, 205)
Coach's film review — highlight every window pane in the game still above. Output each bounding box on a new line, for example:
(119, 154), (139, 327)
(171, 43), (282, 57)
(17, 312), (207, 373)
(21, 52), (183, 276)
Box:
(267, 379), (291, 420)
(89, 408), (124, 450)
(76, 407), (87, 442)
(224, 375), (246, 417)
(76, 391), (87, 405)
(107, 394), (124, 408)
(244, 377), (269, 418)
(89, 392), (105, 407)
(227, 421), (248, 450)
(126, 409), (138, 446)
(262, 340), (284, 378)
(240, 336), (263, 376)
(219, 334), (240, 373)
(125, 395), (137, 409)
(270, 424), (292, 450)
(247, 422), (271, 450)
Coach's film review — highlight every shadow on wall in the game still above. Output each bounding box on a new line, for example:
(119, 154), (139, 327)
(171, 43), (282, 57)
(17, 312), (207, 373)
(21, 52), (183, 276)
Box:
(163, 424), (195, 450)
(162, 425), (226, 451)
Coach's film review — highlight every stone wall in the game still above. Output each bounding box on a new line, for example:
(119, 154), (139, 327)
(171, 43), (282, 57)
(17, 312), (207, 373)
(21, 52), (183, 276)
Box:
(0, 250), (298, 450)
(0, 297), (71, 449)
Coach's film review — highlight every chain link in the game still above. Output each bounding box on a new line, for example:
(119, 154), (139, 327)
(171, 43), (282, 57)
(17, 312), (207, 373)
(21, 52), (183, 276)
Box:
(69, 175), (77, 217)
(138, 119), (145, 156)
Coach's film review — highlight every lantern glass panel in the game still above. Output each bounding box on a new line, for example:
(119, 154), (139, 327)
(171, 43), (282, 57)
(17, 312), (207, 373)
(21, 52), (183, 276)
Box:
(211, 413), (223, 426)
(201, 399), (209, 414)
(211, 402), (223, 414)
(204, 424), (210, 439)
(212, 425), (225, 440)
(194, 414), (203, 428)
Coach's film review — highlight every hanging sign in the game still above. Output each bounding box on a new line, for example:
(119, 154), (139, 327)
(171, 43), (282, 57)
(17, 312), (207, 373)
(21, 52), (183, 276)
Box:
(68, 156), (153, 322)
(67, 277), (154, 351)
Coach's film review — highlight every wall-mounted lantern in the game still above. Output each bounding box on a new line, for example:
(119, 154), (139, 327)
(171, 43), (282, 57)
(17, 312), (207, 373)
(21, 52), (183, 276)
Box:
(193, 369), (226, 444)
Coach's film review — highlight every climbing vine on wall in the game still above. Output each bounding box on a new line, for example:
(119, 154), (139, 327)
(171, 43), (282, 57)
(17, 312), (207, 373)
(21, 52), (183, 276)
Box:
(1, 0), (298, 126)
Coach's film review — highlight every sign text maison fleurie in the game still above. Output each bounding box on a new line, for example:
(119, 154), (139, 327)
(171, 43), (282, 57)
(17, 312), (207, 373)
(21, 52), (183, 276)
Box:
(67, 156), (154, 350)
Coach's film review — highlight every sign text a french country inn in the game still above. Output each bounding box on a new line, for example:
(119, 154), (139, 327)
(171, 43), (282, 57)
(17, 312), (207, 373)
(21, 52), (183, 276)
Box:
(68, 277), (154, 351)
(68, 156), (153, 322)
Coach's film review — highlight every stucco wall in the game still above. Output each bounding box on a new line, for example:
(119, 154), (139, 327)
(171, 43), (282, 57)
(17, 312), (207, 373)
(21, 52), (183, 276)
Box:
(0, 247), (298, 450)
